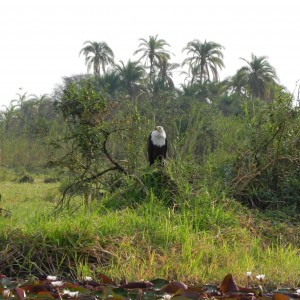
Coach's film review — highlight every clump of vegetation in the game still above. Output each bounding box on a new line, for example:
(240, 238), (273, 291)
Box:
(43, 177), (60, 183)
(1, 36), (300, 284)
(18, 174), (34, 183)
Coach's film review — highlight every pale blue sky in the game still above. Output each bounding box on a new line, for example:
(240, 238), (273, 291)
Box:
(0, 0), (299, 107)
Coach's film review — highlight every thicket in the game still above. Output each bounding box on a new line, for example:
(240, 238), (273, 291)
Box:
(2, 35), (300, 282)
(2, 75), (300, 283)
(0, 77), (299, 216)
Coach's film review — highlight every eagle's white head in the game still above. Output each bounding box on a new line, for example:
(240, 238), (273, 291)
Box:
(151, 126), (166, 146)
(156, 126), (165, 133)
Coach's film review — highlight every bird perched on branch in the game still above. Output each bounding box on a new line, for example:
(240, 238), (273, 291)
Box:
(148, 126), (167, 166)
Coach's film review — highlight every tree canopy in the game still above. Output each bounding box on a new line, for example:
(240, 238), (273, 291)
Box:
(79, 41), (115, 76)
(230, 54), (278, 100)
(182, 40), (225, 84)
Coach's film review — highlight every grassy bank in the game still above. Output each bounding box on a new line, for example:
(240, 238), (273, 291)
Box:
(1, 176), (300, 287)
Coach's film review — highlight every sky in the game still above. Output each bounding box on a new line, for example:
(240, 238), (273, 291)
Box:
(0, 0), (300, 107)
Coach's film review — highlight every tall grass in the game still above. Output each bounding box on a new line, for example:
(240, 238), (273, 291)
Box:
(1, 176), (300, 286)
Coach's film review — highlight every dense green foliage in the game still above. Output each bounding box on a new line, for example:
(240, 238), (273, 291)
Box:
(1, 179), (300, 285)
(0, 63), (299, 212)
(1, 37), (300, 283)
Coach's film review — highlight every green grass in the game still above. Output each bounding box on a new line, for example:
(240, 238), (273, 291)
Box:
(1, 177), (300, 287)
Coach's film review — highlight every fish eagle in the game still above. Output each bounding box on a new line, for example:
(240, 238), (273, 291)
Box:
(148, 126), (167, 166)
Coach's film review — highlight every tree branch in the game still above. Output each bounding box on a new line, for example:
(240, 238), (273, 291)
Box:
(55, 166), (119, 210)
(100, 129), (128, 175)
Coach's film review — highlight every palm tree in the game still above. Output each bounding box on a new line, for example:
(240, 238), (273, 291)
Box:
(134, 35), (171, 85)
(116, 60), (146, 96)
(94, 70), (121, 95)
(182, 40), (225, 84)
(181, 79), (227, 103)
(154, 56), (179, 89)
(79, 41), (114, 76)
(232, 54), (278, 100)
(11, 92), (28, 110)
(1, 102), (17, 131)
(180, 64), (201, 86)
